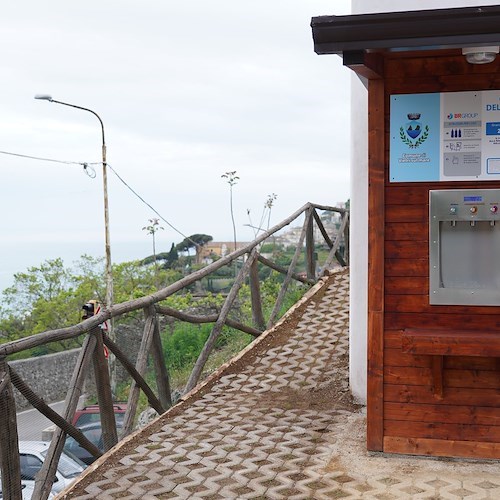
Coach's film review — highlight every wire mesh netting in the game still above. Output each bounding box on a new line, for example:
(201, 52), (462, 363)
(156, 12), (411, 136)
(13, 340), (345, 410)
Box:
(0, 204), (348, 499)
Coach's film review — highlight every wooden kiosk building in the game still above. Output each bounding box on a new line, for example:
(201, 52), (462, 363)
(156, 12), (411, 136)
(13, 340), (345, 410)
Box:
(312, 6), (500, 459)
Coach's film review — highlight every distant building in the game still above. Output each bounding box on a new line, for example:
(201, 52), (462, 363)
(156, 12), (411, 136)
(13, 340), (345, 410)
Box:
(199, 242), (249, 264)
(274, 208), (344, 248)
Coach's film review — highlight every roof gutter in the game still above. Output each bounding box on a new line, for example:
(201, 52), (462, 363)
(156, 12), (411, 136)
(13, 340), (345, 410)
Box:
(311, 5), (500, 56)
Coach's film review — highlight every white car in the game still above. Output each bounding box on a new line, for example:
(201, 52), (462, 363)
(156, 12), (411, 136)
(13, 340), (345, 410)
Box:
(17, 441), (85, 496)
(0, 483), (54, 500)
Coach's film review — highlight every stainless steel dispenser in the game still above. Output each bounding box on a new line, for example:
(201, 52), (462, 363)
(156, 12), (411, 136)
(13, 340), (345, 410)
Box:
(429, 189), (500, 305)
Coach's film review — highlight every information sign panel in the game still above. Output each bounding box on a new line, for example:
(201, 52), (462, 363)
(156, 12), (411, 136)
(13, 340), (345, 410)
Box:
(390, 90), (500, 182)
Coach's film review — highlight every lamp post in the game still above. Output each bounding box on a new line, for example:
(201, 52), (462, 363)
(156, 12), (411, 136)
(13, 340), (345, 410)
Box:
(34, 94), (113, 313)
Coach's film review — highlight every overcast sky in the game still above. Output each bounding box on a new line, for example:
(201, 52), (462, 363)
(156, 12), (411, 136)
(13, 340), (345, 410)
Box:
(0, 0), (352, 291)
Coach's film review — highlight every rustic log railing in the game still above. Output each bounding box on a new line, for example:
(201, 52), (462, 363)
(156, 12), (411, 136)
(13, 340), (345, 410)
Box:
(0, 202), (348, 500)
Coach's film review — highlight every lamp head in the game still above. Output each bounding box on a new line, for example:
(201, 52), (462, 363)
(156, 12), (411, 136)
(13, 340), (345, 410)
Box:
(34, 94), (53, 101)
(462, 46), (499, 65)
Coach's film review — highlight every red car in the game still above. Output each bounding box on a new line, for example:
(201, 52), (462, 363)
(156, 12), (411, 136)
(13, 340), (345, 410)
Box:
(72, 403), (127, 428)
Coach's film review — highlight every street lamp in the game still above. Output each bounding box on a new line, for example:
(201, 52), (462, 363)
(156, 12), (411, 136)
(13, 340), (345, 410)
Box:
(34, 94), (113, 313)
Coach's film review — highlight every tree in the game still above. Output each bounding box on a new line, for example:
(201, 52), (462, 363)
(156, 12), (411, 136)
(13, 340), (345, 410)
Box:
(176, 234), (213, 265)
(1, 258), (85, 344)
(0, 313), (30, 345)
(142, 218), (164, 285)
(221, 171), (239, 252)
(2, 258), (73, 317)
(263, 193), (277, 231)
(247, 193), (278, 239)
(0, 255), (183, 350)
(141, 243), (179, 270)
(165, 243), (179, 269)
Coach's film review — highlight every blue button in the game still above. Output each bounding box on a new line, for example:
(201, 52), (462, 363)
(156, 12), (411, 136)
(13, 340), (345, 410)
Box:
(486, 122), (500, 135)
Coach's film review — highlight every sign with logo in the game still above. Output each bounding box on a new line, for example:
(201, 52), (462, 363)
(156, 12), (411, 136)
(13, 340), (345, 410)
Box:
(390, 90), (500, 182)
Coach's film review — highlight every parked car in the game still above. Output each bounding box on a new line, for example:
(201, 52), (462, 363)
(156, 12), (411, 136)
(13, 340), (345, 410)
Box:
(65, 419), (126, 466)
(64, 422), (105, 466)
(18, 441), (86, 496)
(72, 403), (127, 427)
(64, 403), (127, 466)
(0, 482), (54, 500)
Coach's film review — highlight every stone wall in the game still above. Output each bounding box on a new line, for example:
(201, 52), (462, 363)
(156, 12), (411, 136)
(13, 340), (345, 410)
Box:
(11, 348), (81, 412)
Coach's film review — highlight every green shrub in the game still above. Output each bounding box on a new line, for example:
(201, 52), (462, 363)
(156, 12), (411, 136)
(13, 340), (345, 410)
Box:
(162, 323), (212, 370)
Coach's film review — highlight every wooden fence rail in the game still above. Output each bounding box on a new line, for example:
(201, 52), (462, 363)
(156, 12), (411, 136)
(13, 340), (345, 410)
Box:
(0, 202), (348, 500)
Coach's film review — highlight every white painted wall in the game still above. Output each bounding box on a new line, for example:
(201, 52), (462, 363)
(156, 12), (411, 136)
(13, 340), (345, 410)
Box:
(349, 0), (500, 403)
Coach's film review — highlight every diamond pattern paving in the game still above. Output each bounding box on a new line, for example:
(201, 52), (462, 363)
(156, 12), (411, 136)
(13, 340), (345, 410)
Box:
(60, 269), (500, 499)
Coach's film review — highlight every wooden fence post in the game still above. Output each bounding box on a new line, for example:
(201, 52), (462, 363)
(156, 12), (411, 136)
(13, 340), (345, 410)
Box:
(322, 210), (349, 271)
(32, 333), (97, 500)
(9, 367), (102, 458)
(0, 357), (22, 500)
(91, 326), (118, 452)
(249, 257), (266, 331)
(102, 335), (164, 415)
(312, 209), (334, 248)
(121, 312), (157, 437)
(267, 210), (311, 328)
(148, 306), (172, 410)
(306, 207), (316, 280)
(343, 211), (350, 266)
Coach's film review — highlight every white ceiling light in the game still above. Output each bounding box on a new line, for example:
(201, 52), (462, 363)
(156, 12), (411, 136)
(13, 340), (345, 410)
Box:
(462, 46), (499, 64)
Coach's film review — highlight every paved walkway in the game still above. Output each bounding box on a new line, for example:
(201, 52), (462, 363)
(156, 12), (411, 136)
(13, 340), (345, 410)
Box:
(61, 269), (500, 499)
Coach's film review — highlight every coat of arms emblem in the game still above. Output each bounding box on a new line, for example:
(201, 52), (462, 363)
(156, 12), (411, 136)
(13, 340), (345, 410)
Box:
(400, 113), (430, 148)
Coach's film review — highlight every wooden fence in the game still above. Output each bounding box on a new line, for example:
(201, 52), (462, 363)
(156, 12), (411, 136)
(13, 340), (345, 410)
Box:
(0, 202), (348, 500)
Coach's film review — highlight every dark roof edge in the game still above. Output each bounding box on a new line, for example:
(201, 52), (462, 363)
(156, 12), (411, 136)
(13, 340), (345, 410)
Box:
(312, 5), (500, 55)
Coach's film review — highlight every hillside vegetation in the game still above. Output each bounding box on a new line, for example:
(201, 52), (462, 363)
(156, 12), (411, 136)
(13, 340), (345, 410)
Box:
(0, 247), (310, 394)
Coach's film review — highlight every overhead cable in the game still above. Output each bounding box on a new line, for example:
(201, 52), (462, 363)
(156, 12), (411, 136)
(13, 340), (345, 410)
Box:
(0, 147), (197, 246)
(107, 164), (198, 246)
(0, 149), (96, 177)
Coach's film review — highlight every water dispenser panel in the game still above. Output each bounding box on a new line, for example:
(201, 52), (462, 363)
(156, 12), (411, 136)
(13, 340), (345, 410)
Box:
(429, 189), (500, 305)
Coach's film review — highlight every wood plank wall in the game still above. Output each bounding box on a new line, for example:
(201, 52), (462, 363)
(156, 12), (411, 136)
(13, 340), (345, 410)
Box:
(372, 51), (500, 459)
